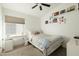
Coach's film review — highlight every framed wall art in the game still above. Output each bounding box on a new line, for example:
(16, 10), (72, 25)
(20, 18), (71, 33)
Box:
(52, 18), (58, 23)
(67, 5), (75, 12)
(45, 20), (48, 24)
(58, 16), (66, 24)
(54, 11), (59, 16)
(60, 9), (66, 14)
(49, 16), (53, 20)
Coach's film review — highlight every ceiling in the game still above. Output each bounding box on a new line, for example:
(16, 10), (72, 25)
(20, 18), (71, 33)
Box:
(2, 3), (59, 18)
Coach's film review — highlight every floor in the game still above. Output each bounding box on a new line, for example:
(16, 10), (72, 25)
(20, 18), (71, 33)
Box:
(0, 45), (66, 56)
(49, 46), (66, 56)
(1, 45), (43, 56)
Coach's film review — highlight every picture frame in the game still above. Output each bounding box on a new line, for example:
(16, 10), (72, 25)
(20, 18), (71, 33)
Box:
(49, 16), (53, 20)
(58, 16), (66, 24)
(54, 11), (59, 16)
(52, 18), (57, 23)
(60, 9), (66, 14)
(45, 20), (48, 24)
(67, 5), (75, 12)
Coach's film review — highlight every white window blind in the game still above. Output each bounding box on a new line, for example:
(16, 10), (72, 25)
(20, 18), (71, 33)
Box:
(5, 15), (25, 36)
(5, 15), (25, 24)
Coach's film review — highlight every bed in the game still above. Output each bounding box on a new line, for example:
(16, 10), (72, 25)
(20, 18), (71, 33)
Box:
(28, 32), (64, 56)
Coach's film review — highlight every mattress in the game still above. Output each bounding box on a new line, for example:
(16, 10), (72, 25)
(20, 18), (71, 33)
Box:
(46, 39), (64, 55)
(32, 34), (63, 44)
(47, 37), (64, 48)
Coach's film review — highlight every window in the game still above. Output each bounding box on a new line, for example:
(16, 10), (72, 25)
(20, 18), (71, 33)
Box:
(5, 23), (24, 36)
(5, 15), (25, 36)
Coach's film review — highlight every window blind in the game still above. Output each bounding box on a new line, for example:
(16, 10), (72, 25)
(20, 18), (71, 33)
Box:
(5, 15), (25, 24)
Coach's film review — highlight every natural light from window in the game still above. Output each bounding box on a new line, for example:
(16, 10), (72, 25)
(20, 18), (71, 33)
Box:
(5, 23), (24, 37)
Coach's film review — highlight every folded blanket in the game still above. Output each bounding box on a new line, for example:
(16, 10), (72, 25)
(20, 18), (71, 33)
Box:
(35, 37), (49, 49)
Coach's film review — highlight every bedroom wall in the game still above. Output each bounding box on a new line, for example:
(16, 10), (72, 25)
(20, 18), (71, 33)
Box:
(41, 3), (79, 47)
(0, 5), (3, 48)
(25, 15), (41, 32)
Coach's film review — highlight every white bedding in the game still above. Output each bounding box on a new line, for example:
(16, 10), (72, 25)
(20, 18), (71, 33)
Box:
(29, 33), (64, 52)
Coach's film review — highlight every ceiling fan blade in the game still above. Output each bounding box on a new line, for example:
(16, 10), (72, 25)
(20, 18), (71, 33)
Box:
(32, 4), (38, 9)
(41, 3), (50, 7)
(39, 6), (42, 10)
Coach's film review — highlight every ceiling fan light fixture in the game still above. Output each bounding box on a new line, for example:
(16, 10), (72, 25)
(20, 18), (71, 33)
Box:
(32, 3), (50, 11)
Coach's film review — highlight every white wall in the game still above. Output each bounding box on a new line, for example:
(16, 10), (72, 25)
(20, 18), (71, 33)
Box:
(25, 15), (41, 32)
(0, 5), (3, 48)
(41, 3), (79, 47)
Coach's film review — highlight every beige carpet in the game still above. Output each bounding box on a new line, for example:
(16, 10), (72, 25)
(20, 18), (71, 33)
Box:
(1, 45), (43, 56)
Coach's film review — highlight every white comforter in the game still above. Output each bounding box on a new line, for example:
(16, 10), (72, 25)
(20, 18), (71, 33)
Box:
(29, 34), (63, 51)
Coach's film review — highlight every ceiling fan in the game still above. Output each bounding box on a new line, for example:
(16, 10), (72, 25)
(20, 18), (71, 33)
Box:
(32, 3), (50, 11)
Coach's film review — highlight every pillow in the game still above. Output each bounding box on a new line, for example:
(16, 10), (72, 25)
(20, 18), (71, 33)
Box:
(34, 32), (40, 35)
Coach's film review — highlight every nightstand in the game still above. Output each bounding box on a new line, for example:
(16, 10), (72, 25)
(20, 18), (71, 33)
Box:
(3, 39), (13, 52)
(67, 39), (79, 56)
(0, 48), (2, 53)
(24, 40), (29, 46)
(23, 35), (29, 46)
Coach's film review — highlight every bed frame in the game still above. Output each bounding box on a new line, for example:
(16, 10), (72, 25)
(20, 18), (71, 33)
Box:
(43, 41), (63, 56)
(29, 40), (63, 56)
